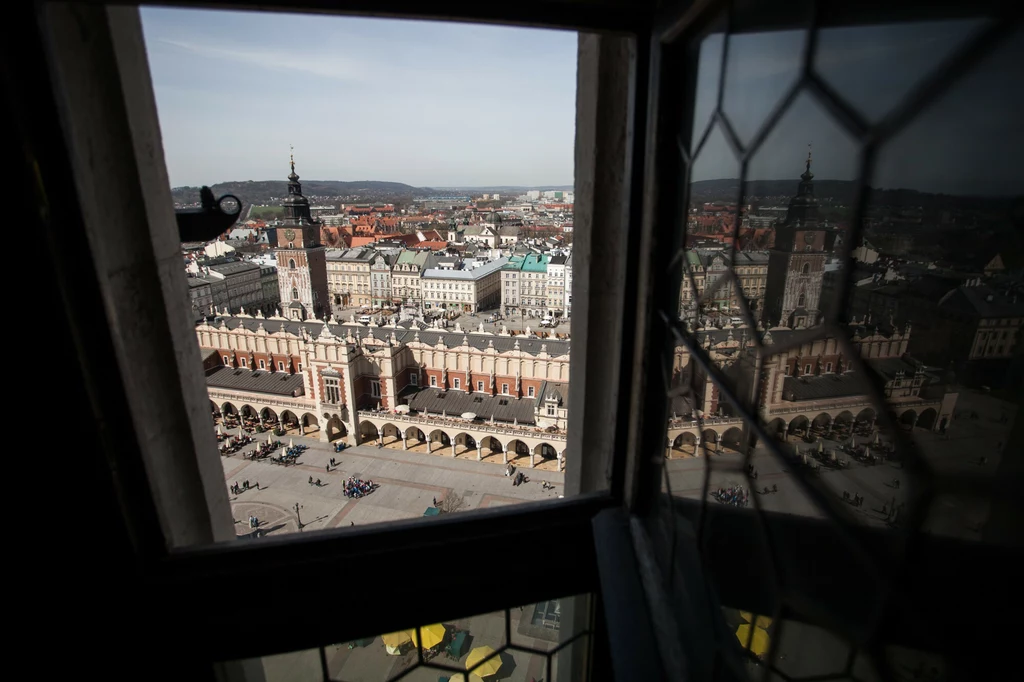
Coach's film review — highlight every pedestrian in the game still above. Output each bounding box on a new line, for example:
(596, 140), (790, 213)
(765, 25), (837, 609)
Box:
(309, 476), (313, 485)
(350, 521), (354, 526)
(433, 496), (437, 506)
(255, 481), (260, 490)
(326, 465), (330, 473)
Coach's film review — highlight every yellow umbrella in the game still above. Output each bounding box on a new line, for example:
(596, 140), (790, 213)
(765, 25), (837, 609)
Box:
(409, 623), (447, 650)
(381, 631), (412, 648)
(735, 624), (770, 656)
(466, 646), (502, 677)
(739, 611), (773, 629)
(448, 674), (485, 682)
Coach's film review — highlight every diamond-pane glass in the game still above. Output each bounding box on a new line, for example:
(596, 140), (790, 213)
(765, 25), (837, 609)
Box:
(655, 2), (1021, 676)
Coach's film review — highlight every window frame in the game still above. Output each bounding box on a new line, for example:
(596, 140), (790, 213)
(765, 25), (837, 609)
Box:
(32, 0), (648, 669)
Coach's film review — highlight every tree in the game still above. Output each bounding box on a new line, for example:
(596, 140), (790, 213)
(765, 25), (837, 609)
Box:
(437, 492), (466, 514)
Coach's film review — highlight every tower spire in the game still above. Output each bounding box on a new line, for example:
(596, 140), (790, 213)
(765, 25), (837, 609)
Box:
(802, 143), (813, 181)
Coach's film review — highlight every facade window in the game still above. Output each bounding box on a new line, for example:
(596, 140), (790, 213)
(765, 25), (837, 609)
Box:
(502, 383), (509, 394)
(410, 373), (418, 386)
(223, 356), (230, 364)
(324, 377), (340, 404)
(802, 262), (810, 274)
(278, 361), (285, 371)
(298, 363), (302, 371)
(805, 364), (812, 375)
(528, 386), (535, 397)
(825, 362), (832, 373)
(477, 381), (484, 392)
(798, 293), (806, 307)
(546, 404), (555, 416)
(240, 357), (247, 368)
(453, 378), (461, 390)
(784, 364), (790, 376)
(292, 287), (299, 300)
(289, 259), (296, 269)
(259, 359), (265, 369)
(431, 375), (437, 387)
(370, 380), (381, 398)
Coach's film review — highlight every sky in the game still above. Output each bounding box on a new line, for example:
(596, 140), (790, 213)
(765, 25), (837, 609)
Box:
(142, 9), (1022, 196)
(690, 20), (1024, 197)
(140, 8), (577, 188)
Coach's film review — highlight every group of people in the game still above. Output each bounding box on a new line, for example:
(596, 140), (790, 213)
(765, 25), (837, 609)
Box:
(231, 480), (258, 495)
(220, 434), (254, 455)
(713, 485), (748, 506)
(842, 490), (864, 507)
(512, 471), (529, 486)
(344, 477), (378, 498)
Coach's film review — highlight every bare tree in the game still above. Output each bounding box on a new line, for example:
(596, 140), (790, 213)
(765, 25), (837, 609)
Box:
(437, 492), (466, 514)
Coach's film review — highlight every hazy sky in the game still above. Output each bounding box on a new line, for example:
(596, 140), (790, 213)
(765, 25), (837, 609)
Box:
(143, 9), (1021, 196)
(691, 20), (1023, 196)
(141, 8), (577, 188)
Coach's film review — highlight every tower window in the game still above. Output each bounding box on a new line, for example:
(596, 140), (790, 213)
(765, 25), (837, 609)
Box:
(802, 263), (810, 274)
(292, 288), (299, 300)
(798, 293), (806, 307)
(289, 259), (296, 269)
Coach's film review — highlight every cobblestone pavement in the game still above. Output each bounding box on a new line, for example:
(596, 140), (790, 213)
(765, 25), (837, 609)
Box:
(664, 387), (1015, 539)
(223, 432), (565, 537)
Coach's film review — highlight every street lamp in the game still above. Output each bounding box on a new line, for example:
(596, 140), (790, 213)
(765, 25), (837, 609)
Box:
(294, 502), (305, 531)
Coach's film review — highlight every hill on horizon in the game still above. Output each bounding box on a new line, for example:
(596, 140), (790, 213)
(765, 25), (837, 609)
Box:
(171, 179), (423, 207)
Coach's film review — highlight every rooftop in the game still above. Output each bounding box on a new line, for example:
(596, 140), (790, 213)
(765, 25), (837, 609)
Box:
(406, 387), (537, 424)
(205, 365), (306, 397)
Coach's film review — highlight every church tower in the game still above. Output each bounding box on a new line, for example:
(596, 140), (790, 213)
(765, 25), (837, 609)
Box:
(761, 148), (827, 329)
(276, 152), (330, 320)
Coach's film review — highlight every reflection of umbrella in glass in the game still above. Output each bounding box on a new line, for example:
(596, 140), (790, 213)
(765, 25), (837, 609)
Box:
(739, 611), (773, 629)
(410, 623), (447, 650)
(447, 674), (485, 682)
(466, 646), (502, 677)
(735, 624), (770, 656)
(382, 631), (412, 655)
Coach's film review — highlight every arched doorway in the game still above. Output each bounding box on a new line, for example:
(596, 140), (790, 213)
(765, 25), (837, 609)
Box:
(917, 408), (938, 430)
(671, 432), (697, 458)
(381, 423), (401, 447)
(454, 433), (476, 458)
(812, 413), (831, 430)
(405, 426), (426, 453)
(899, 409), (918, 428)
(701, 429), (719, 455)
(279, 410), (299, 434)
(766, 418), (786, 441)
(428, 429), (450, 454)
(210, 400), (220, 418)
(359, 421), (379, 443)
(788, 415), (809, 437)
(301, 413), (319, 436)
(260, 407), (278, 429)
(507, 439), (530, 465)
(855, 408), (875, 426)
(480, 436), (503, 462)
(721, 427), (743, 453)
(326, 417), (347, 442)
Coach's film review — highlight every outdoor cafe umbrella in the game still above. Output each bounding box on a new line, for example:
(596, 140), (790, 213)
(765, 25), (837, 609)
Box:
(381, 631), (412, 655)
(874, 432), (880, 446)
(735, 623), (770, 656)
(395, 404), (411, 414)
(289, 438), (294, 448)
(409, 623), (447, 650)
(267, 433), (272, 445)
(461, 412), (477, 421)
(217, 424), (222, 436)
(818, 439), (823, 454)
(740, 611), (773, 629)
(466, 646), (502, 677)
